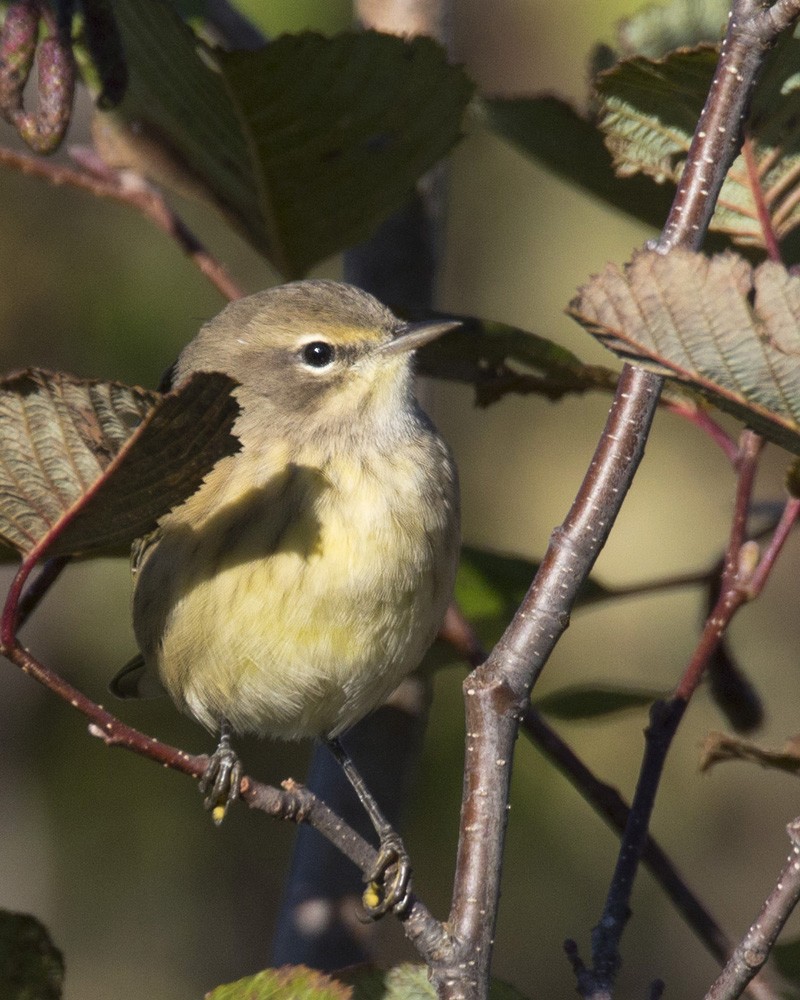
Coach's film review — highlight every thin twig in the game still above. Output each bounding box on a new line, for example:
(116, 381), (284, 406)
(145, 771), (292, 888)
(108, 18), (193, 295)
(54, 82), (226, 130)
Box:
(741, 134), (782, 261)
(0, 550), (451, 966)
(704, 817), (800, 1000)
(517, 2), (800, 996)
(660, 399), (740, 465)
(0, 145), (244, 302)
(522, 708), (782, 1000)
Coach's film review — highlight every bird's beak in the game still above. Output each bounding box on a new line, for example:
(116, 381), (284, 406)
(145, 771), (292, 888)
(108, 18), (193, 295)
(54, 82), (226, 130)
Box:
(380, 318), (461, 355)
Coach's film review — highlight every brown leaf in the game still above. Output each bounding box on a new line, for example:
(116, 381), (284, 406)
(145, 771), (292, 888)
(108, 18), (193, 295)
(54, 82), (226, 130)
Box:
(569, 248), (800, 454)
(0, 369), (240, 559)
(699, 730), (800, 773)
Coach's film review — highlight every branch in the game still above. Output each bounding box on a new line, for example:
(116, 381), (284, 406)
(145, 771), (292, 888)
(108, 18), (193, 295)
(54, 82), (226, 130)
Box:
(0, 556), (451, 967)
(0, 145), (244, 302)
(436, 3), (800, 999)
(704, 817), (800, 1000)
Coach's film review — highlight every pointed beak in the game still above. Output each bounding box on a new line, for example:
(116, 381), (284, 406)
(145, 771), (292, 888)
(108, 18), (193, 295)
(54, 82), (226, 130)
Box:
(380, 318), (461, 355)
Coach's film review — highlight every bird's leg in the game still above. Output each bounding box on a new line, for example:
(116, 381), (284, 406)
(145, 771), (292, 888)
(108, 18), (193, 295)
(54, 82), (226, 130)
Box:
(199, 719), (243, 825)
(324, 736), (412, 919)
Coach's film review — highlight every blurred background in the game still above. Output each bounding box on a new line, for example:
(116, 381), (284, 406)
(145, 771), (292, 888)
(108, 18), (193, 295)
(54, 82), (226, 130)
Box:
(2, 1), (800, 998)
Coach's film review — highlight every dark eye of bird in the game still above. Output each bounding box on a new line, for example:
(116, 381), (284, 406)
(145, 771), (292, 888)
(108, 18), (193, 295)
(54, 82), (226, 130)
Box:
(301, 341), (336, 368)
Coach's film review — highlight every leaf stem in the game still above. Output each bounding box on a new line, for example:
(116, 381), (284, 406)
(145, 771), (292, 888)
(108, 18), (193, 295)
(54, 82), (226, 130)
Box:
(0, 144), (245, 302)
(741, 133), (782, 261)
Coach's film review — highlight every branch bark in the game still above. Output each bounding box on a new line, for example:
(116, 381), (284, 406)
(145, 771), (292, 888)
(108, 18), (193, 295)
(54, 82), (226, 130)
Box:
(435, 3), (800, 999)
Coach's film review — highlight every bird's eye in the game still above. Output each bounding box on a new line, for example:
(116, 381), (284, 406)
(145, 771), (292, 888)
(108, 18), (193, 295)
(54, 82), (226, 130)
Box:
(301, 341), (336, 368)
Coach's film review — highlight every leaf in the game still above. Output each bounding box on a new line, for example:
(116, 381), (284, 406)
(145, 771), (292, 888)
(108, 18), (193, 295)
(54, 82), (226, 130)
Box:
(613, 0), (729, 59)
(208, 965), (532, 1000)
(772, 938), (800, 985)
(217, 32), (473, 278)
(699, 731), (800, 773)
(569, 248), (800, 455)
(0, 369), (240, 559)
(88, 0), (265, 252)
(417, 313), (619, 406)
(207, 966), (352, 1000)
(595, 37), (800, 247)
(0, 910), (64, 1000)
(535, 685), (662, 721)
(479, 95), (674, 231)
(454, 547), (613, 650)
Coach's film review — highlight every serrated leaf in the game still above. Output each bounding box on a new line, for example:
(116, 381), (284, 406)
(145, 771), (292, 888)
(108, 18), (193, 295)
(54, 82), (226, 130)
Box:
(89, 0), (265, 253)
(595, 38), (800, 247)
(479, 95), (674, 231)
(699, 731), (800, 773)
(0, 910), (63, 1000)
(0, 369), (240, 559)
(217, 32), (473, 278)
(207, 965), (352, 1000)
(338, 965), (434, 1000)
(569, 248), (800, 455)
(535, 685), (662, 721)
(336, 964), (530, 1000)
(417, 314), (618, 406)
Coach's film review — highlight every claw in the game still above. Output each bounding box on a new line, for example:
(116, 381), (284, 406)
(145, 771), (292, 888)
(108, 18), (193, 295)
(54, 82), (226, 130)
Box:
(361, 830), (412, 919)
(199, 728), (242, 824)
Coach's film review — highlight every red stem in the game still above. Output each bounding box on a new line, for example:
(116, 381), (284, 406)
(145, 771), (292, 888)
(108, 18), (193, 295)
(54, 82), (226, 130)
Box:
(742, 133), (782, 262)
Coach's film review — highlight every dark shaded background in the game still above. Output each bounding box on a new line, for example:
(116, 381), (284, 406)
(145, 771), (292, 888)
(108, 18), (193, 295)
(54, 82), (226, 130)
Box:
(2, 2), (800, 997)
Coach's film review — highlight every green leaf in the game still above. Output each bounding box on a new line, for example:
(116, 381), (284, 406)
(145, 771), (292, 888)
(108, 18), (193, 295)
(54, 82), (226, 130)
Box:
(209, 965), (532, 1000)
(595, 37), (800, 247)
(0, 911), (64, 1000)
(88, 0), (265, 252)
(569, 248), (800, 456)
(454, 547), (613, 649)
(479, 95), (673, 231)
(612, 0), (729, 59)
(773, 938), (800, 985)
(0, 369), (240, 559)
(417, 313), (618, 406)
(218, 32), (473, 278)
(535, 685), (662, 721)
(339, 965), (434, 1000)
(207, 965), (351, 1000)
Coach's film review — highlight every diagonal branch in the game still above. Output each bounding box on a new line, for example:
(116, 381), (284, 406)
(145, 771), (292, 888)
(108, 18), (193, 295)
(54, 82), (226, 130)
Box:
(437, 3), (800, 999)
(704, 817), (800, 1000)
(0, 145), (244, 302)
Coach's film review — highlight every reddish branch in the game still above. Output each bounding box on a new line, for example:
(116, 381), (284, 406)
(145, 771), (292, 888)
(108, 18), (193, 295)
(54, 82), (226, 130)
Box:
(0, 145), (245, 302)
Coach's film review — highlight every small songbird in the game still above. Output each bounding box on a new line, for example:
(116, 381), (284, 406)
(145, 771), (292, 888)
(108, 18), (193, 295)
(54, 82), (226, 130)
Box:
(113, 279), (460, 915)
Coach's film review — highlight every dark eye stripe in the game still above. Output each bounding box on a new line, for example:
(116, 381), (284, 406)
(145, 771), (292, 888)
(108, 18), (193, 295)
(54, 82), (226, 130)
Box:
(301, 341), (335, 368)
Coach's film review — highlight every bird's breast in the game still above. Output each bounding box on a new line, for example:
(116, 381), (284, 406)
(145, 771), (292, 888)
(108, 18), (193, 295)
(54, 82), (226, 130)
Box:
(133, 430), (458, 740)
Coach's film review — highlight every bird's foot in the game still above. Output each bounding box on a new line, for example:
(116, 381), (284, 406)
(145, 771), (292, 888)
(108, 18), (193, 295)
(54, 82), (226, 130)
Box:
(361, 830), (412, 919)
(199, 729), (242, 825)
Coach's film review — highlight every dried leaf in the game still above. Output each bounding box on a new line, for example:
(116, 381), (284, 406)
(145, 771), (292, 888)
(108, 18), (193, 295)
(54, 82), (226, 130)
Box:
(700, 731), (800, 773)
(0, 369), (240, 559)
(569, 248), (800, 455)
(417, 314), (618, 406)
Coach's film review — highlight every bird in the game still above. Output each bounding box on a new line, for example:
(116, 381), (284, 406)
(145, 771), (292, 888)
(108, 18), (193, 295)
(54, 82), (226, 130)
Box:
(112, 279), (460, 916)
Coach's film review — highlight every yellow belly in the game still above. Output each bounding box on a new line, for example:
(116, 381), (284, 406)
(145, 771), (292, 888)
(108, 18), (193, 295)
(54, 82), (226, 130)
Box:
(133, 442), (458, 739)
